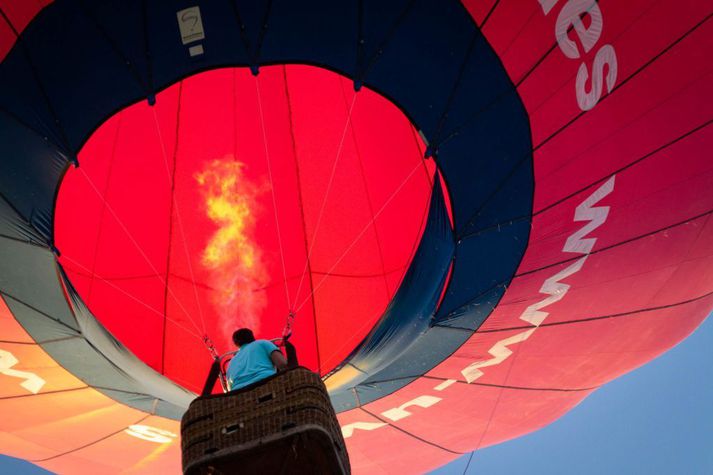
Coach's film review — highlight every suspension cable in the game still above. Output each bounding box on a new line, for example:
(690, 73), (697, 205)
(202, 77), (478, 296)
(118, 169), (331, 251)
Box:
(255, 75), (292, 311)
(294, 158), (424, 313)
(150, 102), (208, 336)
(303, 158), (431, 371)
(202, 334), (220, 359)
(282, 310), (295, 341)
(61, 254), (205, 342)
(77, 168), (206, 340)
(292, 88), (359, 307)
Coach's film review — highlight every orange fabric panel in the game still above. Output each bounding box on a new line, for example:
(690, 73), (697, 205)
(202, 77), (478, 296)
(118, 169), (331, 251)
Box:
(0, 432), (57, 462)
(0, 342), (86, 398)
(0, 297), (183, 474)
(0, 297), (86, 398)
(36, 453), (126, 474)
(3, 386), (182, 474)
(37, 416), (181, 475)
(2, 388), (141, 451)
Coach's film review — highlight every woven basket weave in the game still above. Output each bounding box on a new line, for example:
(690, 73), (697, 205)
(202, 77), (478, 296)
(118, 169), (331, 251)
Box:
(181, 367), (350, 474)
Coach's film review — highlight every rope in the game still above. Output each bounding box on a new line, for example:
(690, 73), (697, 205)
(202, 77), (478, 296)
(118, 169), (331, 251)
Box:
(282, 310), (295, 341)
(85, 115), (122, 307)
(255, 75), (292, 311)
(462, 451), (475, 475)
(61, 254), (204, 342)
(77, 168), (206, 342)
(202, 334), (220, 359)
(295, 158), (424, 313)
(292, 89), (359, 308)
(339, 79), (391, 301)
(298, 158), (431, 368)
(151, 100), (208, 336)
(280, 65), (319, 366)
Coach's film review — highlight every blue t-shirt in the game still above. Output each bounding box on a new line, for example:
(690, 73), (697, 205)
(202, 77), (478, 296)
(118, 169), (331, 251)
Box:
(226, 340), (280, 391)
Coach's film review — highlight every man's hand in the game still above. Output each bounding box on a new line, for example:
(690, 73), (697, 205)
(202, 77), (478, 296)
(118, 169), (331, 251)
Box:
(270, 350), (288, 372)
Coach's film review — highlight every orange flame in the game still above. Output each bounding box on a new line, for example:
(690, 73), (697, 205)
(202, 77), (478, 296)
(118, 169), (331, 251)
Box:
(195, 157), (269, 340)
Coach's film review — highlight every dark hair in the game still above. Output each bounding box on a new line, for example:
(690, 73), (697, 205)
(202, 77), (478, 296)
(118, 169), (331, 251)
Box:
(233, 328), (255, 347)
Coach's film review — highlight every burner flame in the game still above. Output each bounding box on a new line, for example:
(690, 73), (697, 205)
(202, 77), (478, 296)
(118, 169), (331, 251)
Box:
(195, 157), (269, 339)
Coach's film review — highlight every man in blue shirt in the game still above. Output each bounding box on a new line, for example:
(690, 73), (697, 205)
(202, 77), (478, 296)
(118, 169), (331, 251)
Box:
(226, 328), (288, 391)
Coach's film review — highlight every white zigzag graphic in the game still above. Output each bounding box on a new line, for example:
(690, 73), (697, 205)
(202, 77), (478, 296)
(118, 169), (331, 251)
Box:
(341, 422), (387, 438)
(0, 349), (46, 394)
(565, 176), (616, 254)
(461, 176), (615, 384)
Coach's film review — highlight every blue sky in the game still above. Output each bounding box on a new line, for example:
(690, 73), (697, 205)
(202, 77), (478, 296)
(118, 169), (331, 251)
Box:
(2, 313), (712, 474)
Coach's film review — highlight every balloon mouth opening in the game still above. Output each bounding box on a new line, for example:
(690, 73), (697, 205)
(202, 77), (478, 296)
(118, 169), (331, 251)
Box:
(54, 64), (444, 392)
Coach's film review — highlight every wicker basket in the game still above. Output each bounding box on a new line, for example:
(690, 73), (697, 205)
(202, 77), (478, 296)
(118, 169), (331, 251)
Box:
(181, 367), (350, 474)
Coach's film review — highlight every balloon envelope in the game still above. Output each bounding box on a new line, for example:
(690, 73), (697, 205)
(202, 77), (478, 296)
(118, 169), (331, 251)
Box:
(0, 1), (711, 473)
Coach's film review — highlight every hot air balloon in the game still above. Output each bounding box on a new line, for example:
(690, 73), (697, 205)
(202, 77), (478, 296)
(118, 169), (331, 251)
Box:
(0, 0), (711, 473)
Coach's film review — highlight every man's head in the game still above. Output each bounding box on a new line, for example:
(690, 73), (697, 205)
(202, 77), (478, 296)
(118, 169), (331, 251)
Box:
(232, 328), (255, 348)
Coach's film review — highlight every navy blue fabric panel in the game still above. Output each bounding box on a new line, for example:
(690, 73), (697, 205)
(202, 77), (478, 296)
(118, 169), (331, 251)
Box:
(0, 6), (69, 152)
(0, 197), (46, 246)
(0, 59), (66, 153)
(426, 26), (532, 236)
(99, 388), (187, 420)
(356, 0), (418, 78)
(437, 95), (532, 236)
(460, 161), (533, 236)
(432, 30), (520, 148)
(78, 0), (153, 94)
(436, 220), (531, 320)
(434, 284), (506, 330)
(327, 177), (453, 398)
(146, 0), (250, 90)
(230, 0), (274, 67)
(2, 294), (80, 342)
(258, 1), (357, 75)
(0, 0), (535, 415)
(18, 1), (147, 150)
(0, 113), (67, 239)
(358, 326), (466, 385)
(352, 327), (469, 408)
(0, 239), (78, 331)
(353, 377), (420, 410)
(363, 0), (474, 138)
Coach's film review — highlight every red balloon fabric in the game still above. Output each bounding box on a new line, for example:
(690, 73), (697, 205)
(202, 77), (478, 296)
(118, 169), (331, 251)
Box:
(55, 65), (434, 390)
